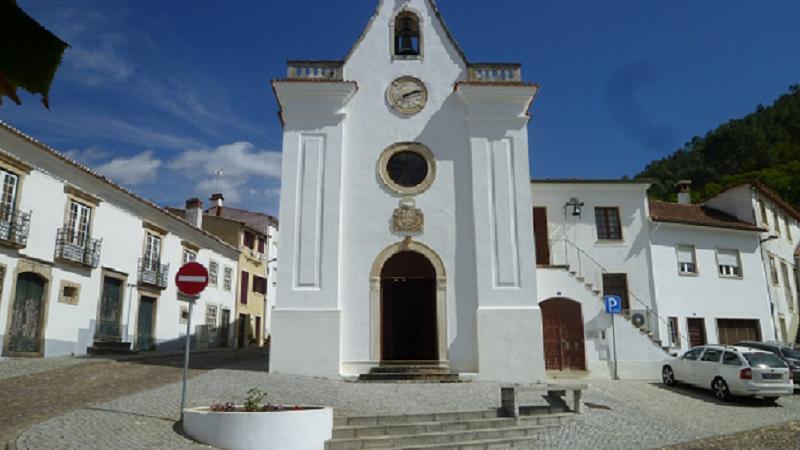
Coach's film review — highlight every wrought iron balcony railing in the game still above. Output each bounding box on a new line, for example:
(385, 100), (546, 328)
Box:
(55, 228), (102, 268)
(138, 258), (169, 289)
(0, 208), (31, 248)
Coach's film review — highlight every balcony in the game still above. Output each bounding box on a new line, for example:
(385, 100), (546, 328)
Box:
(55, 228), (102, 268)
(138, 258), (169, 289)
(467, 63), (522, 83)
(286, 60), (343, 81)
(0, 208), (31, 248)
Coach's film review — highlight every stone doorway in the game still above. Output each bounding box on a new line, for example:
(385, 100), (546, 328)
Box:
(380, 251), (438, 361)
(136, 296), (157, 351)
(540, 298), (586, 371)
(97, 276), (124, 339)
(7, 272), (47, 355)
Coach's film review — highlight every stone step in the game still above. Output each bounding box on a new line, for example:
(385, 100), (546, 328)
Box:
(335, 410), (500, 427)
(369, 365), (455, 374)
(325, 424), (556, 450)
(87, 341), (136, 356)
(385, 435), (544, 449)
(334, 415), (569, 439)
(357, 373), (464, 383)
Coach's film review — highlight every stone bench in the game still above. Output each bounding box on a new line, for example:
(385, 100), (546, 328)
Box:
(500, 383), (587, 417)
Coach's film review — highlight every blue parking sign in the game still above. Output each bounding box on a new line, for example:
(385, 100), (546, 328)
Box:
(604, 295), (622, 314)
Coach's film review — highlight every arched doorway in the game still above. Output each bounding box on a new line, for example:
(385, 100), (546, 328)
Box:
(540, 298), (586, 371)
(380, 251), (438, 361)
(8, 272), (48, 354)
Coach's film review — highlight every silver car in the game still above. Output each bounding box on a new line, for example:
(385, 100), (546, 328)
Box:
(662, 345), (794, 402)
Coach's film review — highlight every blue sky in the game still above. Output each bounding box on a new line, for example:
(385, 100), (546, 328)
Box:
(1, 1), (799, 217)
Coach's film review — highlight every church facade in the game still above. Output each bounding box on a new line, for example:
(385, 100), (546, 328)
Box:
(270, 0), (546, 382)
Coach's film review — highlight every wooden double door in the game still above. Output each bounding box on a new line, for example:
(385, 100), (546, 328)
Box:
(380, 251), (438, 362)
(541, 298), (586, 371)
(7, 273), (47, 355)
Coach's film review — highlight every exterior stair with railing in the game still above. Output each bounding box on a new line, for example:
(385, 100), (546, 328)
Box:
(325, 409), (574, 450)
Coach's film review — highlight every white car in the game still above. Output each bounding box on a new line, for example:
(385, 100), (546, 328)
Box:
(662, 345), (794, 402)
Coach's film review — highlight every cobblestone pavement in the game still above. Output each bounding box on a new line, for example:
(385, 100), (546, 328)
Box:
(0, 356), (93, 380)
(11, 366), (800, 450)
(0, 348), (267, 446)
(665, 420), (800, 449)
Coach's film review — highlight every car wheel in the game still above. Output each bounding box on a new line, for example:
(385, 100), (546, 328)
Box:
(712, 378), (731, 402)
(662, 366), (677, 386)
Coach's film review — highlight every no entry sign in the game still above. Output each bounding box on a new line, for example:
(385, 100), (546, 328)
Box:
(175, 262), (209, 297)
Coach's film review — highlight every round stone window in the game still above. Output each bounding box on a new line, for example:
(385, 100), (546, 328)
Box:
(378, 143), (436, 196)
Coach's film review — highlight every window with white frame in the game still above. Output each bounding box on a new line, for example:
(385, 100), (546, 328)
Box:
(676, 245), (697, 275)
(182, 248), (197, 265)
(773, 208), (781, 236)
(668, 317), (680, 347)
(223, 266), (233, 291)
(717, 249), (742, 278)
(785, 216), (792, 241)
(206, 304), (218, 329)
(0, 169), (19, 221)
(781, 262), (794, 310)
(66, 200), (92, 246)
(208, 260), (219, 286)
(769, 255), (779, 285)
(759, 201), (769, 226)
(144, 233), (162, 270)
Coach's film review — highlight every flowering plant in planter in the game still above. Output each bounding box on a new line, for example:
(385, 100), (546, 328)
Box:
(209, 388), (314, 413)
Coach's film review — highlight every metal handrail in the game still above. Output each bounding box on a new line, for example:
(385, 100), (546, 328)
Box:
(553, 236), (690, 347)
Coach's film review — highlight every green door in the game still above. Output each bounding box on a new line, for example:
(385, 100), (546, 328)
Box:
(97, 277), (123, 339)
(136, 296), (156, 351)
(8, 272), (47, 354)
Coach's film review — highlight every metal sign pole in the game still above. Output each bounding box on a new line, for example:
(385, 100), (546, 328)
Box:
(179, 298), (194, 423)
(612, 312), (619, 381)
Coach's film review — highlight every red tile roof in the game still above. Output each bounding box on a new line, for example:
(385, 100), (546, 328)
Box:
(650, 201), (765, 232)
(206, 206), (277, 234)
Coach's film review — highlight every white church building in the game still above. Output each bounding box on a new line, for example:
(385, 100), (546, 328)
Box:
(270, 0), (546, 383)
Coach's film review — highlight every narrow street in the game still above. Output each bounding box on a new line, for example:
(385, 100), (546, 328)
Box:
(0, 348), (267, 445)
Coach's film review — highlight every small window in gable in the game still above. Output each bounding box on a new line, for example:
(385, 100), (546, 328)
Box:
(394, 12), (421, 57)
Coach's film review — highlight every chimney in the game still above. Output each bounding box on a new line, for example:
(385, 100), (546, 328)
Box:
(676, 180), (692, 205)
(210, 193), (224, 208)
(186, 198), (203, 228)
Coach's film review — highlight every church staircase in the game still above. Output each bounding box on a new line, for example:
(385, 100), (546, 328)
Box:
(325, 409), (574, 449)
(358, 361), (462, 383)
(87, 338), (137, 356)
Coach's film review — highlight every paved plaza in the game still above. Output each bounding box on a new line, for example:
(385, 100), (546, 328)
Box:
(2, 353), (799, 449)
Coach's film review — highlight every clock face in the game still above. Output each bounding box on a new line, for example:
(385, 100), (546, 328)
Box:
(387, 76), (428, 115)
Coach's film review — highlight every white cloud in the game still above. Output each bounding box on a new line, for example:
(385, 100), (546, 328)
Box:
(63, 146), (110, 163)
(67, 45), (135, 85)
(169, 142), (281, 209)
(96, 151), (162, 186)
(170, 142), (281, 179)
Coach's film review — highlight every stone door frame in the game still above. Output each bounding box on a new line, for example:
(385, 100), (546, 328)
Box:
(3, 259), (53, 357)
(369, 238), (447, 363)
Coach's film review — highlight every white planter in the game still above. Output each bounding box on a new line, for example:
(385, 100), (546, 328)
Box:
(183, 406), (333, 450)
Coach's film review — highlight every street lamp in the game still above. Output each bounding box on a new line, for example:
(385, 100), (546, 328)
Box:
(565, 197), (584, 217)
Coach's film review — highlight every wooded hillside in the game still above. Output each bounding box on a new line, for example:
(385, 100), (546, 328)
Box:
(637, 85), (800, 209)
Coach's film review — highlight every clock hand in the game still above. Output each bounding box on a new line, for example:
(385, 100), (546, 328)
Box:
(402, 90), (422, 99)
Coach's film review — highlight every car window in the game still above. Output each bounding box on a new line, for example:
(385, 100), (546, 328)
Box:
(701, 349), (722, 362)
(743, 352), (787, 368)
(683, 347), (703, 360)
(722, 351), (741, 366)
(781, 347), (800, 359)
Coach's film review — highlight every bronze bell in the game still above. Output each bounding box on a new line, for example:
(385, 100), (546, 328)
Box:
(396, 17), (418, 55)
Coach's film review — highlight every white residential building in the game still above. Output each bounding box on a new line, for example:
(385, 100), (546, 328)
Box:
(0, 122), (239, 358)
(705, 181), (800, 344)
(532, 179), (793, 379)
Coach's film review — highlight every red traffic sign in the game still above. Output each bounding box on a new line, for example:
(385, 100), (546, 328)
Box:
(175, 262), (209, 297)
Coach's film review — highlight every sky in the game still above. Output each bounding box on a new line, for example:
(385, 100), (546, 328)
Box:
(2, 0), (799, 218)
